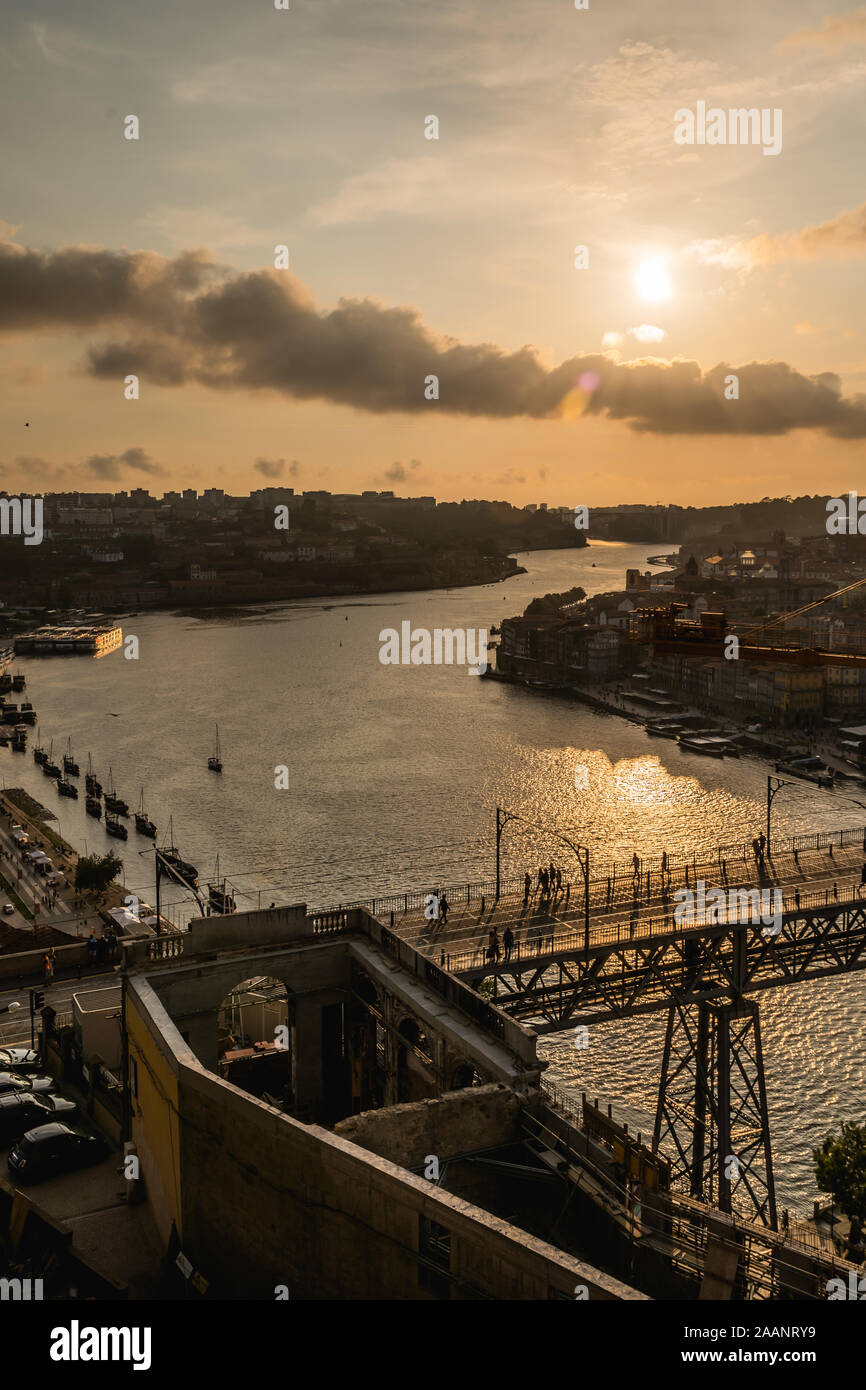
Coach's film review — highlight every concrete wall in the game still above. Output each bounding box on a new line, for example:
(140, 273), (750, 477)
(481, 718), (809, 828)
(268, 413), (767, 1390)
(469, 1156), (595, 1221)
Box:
(74, 986), (123, 1068)
(0, 940), (88, 982)
(126, 982), (188, 1249)
(177, 1060), (642, 1300)
(334, 1084), (522, 1169)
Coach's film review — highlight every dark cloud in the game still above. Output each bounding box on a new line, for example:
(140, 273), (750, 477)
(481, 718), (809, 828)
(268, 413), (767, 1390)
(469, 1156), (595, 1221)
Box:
(254, 457), (285, 478)
(84, 447), (163, 480)
(7, 455), (70, 488)
(384, 458), (421, 482)
(4, 240), (866, 438)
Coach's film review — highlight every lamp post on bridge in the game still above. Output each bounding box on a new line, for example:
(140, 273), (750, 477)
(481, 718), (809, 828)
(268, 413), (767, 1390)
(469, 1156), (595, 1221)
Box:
(494, 806), (590, 952)
(495, 807), (525, 901)
(766, 776), (790, 859)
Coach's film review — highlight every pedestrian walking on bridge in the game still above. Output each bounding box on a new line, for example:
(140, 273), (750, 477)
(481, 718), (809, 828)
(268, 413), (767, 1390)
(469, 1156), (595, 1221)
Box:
(503, 926), (514, 962)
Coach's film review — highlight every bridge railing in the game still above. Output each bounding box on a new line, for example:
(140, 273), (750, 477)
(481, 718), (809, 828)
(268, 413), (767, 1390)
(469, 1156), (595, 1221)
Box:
(537, 1079), (857, 1291)
(356, 909), (538, 1062)
(320, 827), (866, 922)
(440, 881), (866, 974)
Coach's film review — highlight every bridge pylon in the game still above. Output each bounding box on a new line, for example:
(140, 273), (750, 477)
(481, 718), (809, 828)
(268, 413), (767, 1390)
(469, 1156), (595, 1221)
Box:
(653, 996), (777, 1229)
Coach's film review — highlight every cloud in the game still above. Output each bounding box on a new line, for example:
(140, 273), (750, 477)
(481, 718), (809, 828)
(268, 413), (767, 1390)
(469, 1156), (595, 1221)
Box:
(777, 8), (866, 54)
(629, 325), (666, 343)
(692, 202), (866, 269)
(288, 460), (300, 476)
(3, 455), (70, 488)
(84, 447), (163, 480)
(384, 458), (421, 482)
(254, 457), (285, 478)
(4, 240), (866, 438)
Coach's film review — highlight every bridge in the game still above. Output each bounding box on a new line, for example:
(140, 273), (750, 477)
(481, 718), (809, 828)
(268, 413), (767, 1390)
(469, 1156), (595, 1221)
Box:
(351, 825), (866, 1232)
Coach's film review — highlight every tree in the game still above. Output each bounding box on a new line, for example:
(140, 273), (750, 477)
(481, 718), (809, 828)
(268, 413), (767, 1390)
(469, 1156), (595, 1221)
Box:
(813, 1122), (866, 1233)
(75, 852), (123, 897)
(525, 586), (586, 615)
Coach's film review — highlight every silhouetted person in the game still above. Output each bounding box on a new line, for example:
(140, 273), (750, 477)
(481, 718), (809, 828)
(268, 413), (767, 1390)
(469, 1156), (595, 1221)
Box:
(439, 893), (449, 924)
(503, 926), (514, 961)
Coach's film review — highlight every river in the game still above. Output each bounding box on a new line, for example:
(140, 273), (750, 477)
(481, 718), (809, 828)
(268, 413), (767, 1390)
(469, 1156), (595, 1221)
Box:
(5, 540), (864, 1213)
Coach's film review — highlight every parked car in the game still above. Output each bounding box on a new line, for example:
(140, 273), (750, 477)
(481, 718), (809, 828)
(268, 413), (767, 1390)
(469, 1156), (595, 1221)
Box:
(0, 1092), (77, 1144)
(0, 1048), (41, 1073)
(2, 904), (14, 915)
(7, 1123), (108, 1184)
(0, 1071), (55, 1097)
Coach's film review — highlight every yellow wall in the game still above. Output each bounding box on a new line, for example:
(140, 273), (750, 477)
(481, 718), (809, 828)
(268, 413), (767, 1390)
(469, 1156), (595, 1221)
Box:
(125, 990), (183, 1247)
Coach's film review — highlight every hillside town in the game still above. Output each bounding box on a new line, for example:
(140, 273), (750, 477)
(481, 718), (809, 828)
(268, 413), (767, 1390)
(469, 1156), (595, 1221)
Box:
(493, 528), (866, 741)
(0, 488), (589, 613)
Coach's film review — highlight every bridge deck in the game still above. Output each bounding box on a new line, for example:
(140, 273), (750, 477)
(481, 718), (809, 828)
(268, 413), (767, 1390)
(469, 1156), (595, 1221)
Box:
(386, 840), (866, 974)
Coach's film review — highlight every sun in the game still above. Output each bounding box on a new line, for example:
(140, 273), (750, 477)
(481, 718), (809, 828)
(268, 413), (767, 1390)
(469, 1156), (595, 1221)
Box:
(635, 259), (673, 302)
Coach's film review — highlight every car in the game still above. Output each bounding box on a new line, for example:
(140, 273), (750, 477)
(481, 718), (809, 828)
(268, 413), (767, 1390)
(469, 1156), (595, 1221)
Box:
(7, 1123), (108, 1184)
(2, 904), (14, 915)
(0, 1047), (41, 1073)
(0, 1071), (56, 1097)
(0, 1092), (77, 1144)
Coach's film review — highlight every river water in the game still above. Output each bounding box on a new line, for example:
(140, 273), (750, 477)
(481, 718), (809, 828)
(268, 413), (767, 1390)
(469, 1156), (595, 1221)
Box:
(5, 541), (864, 1214)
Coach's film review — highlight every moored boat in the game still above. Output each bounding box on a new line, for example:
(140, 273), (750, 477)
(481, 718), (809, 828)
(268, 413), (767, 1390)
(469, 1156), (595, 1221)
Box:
(105, 812), (128, 840)
(85, 796), (102, 819)
(43, 739), (61, 778)
(775, 755), (835, 788)
(208, 725), (223, 774)
(63, 738), (79, 777)
(134, 787), (157, 838)
(85, 753), (102, 798)
(104, 766), (129, 816)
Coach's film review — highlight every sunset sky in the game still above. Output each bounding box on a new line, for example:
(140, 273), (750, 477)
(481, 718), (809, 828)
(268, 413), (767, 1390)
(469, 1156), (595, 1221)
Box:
(2, 0), (865, 505)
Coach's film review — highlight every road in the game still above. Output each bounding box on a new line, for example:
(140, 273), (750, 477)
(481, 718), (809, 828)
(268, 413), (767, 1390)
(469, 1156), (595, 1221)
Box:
(0, 969), (120, 1046)
(0, 796), (111, 945)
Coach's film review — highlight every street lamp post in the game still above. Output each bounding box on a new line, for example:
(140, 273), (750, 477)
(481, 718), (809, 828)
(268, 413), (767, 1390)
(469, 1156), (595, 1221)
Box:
(495, 806), (520, 900)
(766, 776), (790, 858)
(494, 808), (590, 950)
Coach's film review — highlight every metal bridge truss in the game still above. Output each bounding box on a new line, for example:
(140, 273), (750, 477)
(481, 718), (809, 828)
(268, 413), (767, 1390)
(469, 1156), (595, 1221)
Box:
(654, 998), (776, 1227)
(459, 898), (866, 1225)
